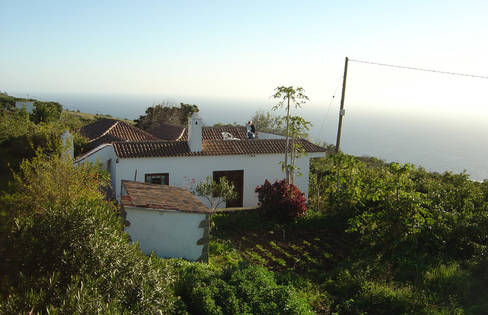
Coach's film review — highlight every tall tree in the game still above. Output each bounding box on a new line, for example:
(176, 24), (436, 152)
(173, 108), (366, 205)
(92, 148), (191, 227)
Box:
(250, 110), (284, 135)
(135, 102), (199, 130)
(287, 116), (312, 184)
(271, 86), (309, 182)
(31, 101), (63, 124)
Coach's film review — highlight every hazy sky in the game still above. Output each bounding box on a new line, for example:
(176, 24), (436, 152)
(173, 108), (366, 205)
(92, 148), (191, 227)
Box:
(1, 1), (488, 120)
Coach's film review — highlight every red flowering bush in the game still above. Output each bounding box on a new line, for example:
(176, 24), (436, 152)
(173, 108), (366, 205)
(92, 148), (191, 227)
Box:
(255, 179), (307, 223)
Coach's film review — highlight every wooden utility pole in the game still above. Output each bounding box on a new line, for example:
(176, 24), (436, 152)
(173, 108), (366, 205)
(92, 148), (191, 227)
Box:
(335, 57), (349, 153)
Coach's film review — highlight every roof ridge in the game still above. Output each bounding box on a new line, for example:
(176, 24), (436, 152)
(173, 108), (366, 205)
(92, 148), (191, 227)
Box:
(122, 121), (161, 140)
(87, 120), (161, 144)
(114, 140), (182, 144)
(176, 127), (187, 141)
(87, 120), (121, 144)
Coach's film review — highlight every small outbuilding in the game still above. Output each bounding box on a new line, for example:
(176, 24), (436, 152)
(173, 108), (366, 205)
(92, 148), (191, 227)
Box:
(120, 180), (211, 261)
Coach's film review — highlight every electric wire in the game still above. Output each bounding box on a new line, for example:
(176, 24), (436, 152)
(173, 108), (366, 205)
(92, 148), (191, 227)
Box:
(318, 75), (342, 138)
(348, 58), (488, 80)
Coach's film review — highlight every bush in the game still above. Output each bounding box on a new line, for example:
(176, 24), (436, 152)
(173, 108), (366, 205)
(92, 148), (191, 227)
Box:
(255, 179), (307, 223)
(31, 101), (62, 124)
(423, 263), (471, 306)
(174, 260), (314, 314)
(0, 154), (178, 314)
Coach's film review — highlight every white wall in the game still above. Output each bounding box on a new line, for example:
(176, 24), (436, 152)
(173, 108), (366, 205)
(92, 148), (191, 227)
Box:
(114, 153), (324, 207)
(124, 206), (206, 261)
(15, 101), (34, 113)
(75, 144), (118, 193)
(61, 130), (74, 159)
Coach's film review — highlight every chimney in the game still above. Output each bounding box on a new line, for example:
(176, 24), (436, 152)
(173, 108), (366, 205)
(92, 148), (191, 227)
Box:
(188, 113), (202, 152)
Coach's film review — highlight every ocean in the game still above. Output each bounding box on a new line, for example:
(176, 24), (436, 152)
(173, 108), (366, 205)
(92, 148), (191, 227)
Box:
(24, 92), (488, 181)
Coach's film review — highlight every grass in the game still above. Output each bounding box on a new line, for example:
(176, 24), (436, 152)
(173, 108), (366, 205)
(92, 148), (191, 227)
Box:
(63, 109), (133, 123)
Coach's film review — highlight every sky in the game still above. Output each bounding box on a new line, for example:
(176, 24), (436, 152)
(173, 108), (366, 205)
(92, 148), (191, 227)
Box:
(1, 1), (488, 133)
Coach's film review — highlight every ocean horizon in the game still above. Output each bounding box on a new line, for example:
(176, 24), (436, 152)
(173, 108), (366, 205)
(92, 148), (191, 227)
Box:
(12, 91), (487, 182)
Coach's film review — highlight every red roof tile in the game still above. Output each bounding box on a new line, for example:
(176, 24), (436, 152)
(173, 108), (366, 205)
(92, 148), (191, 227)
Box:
(147, 123), (186, 140)
(79, 119), (159, 151)
(121, 180), (210, 213)
(200, 126), (249, 141)
(148, 125), (249, 141)
(113, 139), (326, 158)
(79, 118), (118, 139)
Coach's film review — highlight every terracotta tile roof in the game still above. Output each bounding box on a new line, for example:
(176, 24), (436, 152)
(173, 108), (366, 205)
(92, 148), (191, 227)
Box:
(121, 180), (210, 213)
(113, 139), (327, 158)
(200, 126), (249, 141)
(148, 125), (249, 141)
(79, 118), (159, 149)
(147, 123), (186, 140)
(108, 121), (159, 142)
(80, 118), (119, 139)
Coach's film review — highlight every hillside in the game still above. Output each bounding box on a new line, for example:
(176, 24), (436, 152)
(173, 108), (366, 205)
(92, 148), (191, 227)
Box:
(1, 98), (487, 313)
(209, 155), (488, 313)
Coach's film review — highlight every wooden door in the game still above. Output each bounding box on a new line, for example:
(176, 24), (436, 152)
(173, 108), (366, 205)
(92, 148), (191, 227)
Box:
(213, 170), (244, 208)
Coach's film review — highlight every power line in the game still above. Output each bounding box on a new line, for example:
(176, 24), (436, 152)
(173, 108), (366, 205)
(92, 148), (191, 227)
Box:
(349, 58), (488, 80)
(318, 74), (342, 137)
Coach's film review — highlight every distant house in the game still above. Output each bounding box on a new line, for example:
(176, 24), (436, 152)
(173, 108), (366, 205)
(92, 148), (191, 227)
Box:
(121, 180), (210, 261)
(76, 114), (327, 208)
(15, 101), (34, 114)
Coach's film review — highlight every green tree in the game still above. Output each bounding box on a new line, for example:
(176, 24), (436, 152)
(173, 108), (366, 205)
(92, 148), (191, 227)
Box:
(135, 102), (199, 130)
(0, 153), (178, 313)
(250, 110), (284, 135)
(0, 110), (64, 190)
(0, 93), (16, 111)
(271, 86), (309, 182)
(195, 176), (238, 209)
(277, 115), (312, 184)
(31, 101), (63, 123)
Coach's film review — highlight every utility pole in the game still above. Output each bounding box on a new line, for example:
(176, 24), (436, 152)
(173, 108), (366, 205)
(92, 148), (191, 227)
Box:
(335, 57), (349, 153)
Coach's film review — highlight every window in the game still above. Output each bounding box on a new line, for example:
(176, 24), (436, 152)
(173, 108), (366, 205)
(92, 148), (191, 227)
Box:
(145, 173), (169, 185)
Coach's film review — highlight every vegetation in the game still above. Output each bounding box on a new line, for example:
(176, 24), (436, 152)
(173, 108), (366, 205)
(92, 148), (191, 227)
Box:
(135, 102), (199, 130)
(195, 176), (238, 209)
(31, 101), (63, 123)
(173, 260), (313, 314)
(1, 91), (487, 313)
(212, 153), (488, 314)
(271, 86), (309, 183)
(0, 153), (178, 314)
(283, 115), (312, 183)
(250, 110), (313, 183)
(0, 92), (35, 111)
(250, 110), (284, 135)
(0, 105), (96, 191)
(255, 179), (307, 224)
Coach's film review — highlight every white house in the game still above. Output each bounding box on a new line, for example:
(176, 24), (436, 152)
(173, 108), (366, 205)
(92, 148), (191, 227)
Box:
(121, 180), (210, 261)
(76, 114), (327, 208)
(15, 101), (34, 113)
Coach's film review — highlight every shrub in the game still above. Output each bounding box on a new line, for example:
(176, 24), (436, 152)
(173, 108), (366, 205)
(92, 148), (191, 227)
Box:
(174, 260), (313, 315)
(0, 153), (178, 314)
(423, 263), (471, 305)
(195, 176), (238, 209)
(31, 101), (63, 124)
(255, 179), (307, 223)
